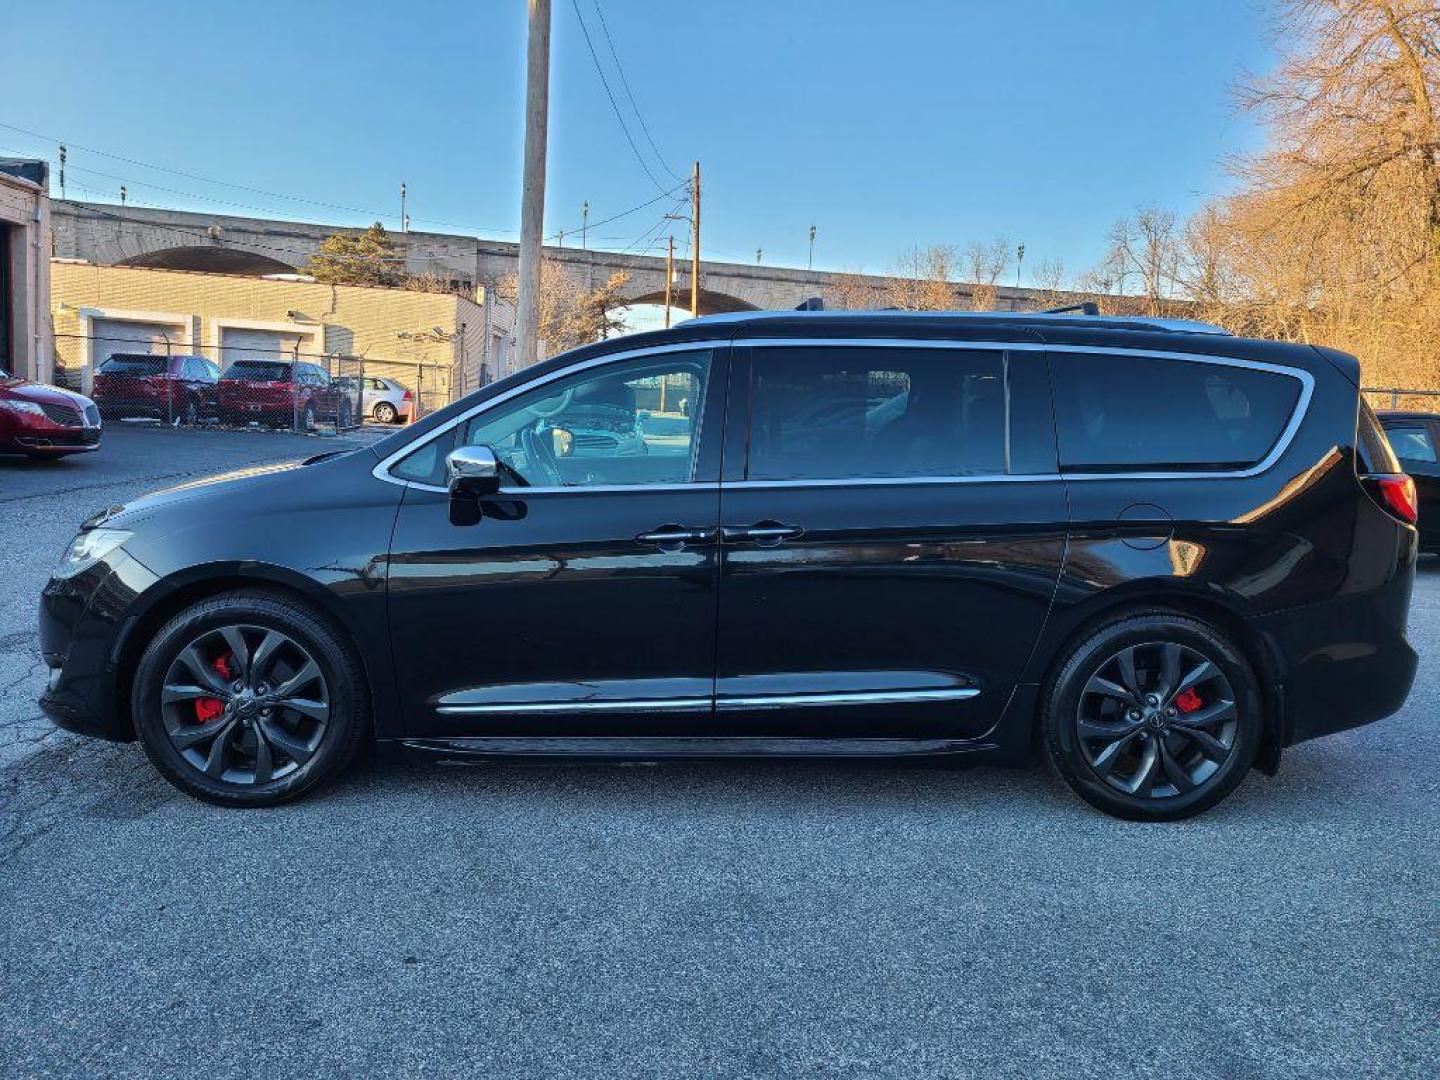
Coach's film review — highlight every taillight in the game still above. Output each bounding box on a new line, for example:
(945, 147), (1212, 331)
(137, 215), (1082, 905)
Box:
(402, 389), (413, 401)
(1367, 474), (1418, 525)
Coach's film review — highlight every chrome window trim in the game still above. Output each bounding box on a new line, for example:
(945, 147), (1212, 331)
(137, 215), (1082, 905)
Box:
(434, 686), (979, 716)
(374, 336), (1315, 492)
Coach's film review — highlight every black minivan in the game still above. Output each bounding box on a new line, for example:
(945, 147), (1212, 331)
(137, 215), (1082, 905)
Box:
(39, 311), (1419, 819)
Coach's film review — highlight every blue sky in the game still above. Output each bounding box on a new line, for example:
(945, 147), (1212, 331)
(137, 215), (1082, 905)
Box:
(1, 0), (1274, 282)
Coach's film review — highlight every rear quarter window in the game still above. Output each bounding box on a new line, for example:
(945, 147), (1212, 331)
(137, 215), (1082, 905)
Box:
(1359, 403), (1402, 472)
(1051, 352), (1303, 472)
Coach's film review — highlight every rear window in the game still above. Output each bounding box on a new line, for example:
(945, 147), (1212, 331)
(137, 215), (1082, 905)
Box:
(223, 361), (291, 382)
(1051, 353), (1303, 472)
(100, 355), (167, 376)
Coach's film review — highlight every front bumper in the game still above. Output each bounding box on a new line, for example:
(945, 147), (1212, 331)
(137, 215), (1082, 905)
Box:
(38, 551), (157, 742)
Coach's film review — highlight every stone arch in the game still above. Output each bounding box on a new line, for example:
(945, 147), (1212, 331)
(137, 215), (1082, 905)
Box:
(117, 246), (299, 276)
(622, 287), (760, 316)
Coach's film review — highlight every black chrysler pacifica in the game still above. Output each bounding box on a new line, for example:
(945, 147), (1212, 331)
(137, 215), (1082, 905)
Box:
(39, 310), (1419, 819)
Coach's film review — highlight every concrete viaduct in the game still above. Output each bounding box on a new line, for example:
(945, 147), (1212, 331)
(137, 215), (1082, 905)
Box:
(51, 200), (1047, 316)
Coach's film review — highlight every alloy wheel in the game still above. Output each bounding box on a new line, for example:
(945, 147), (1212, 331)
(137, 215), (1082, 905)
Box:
(1076, 640), (1238, 799)
(159, 624), (330, 785)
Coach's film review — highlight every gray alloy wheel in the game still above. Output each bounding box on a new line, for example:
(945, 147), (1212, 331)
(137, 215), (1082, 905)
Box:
(159, 624), (330, 786)
(1042, 611), (1260, 821)
(373, 401), (397, 424)
(132, 591), (369, 806)
(1076, 641), (1238, 799)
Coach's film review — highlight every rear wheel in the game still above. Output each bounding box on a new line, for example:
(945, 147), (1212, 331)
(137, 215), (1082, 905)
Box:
(131, 591), (369, 806)
(1042, 612), (1260, 821)
(373, 401), (397, 424)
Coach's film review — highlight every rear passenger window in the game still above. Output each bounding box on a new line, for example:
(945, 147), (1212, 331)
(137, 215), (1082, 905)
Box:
(1050, 353), (1302, 472)
(1384, 424), (1436, 464)
(747, 347), (1007, 481)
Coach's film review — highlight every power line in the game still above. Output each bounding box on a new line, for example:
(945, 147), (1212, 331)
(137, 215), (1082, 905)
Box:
(545, 179), (687, 242)
(591, 1), (682, 182)
(568, 0), (668, 194)
(0, 119), (515, 235)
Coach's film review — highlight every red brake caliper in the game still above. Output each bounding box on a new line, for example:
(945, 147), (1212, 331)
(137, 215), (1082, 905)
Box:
(193, 654), (232, 724)
(1173, 687), (1203, 714)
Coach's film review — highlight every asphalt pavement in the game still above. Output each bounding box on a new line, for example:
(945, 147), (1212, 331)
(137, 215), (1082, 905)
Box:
(1, 427), (1436, 1079)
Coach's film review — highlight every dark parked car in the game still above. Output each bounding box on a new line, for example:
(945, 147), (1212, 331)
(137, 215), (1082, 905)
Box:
(218, 359), (353, 429)
(0, 365), (101, 457)
(39, 310), (1419, 819)
(1378, 410), (1440, 552)
(92, 352), (220, 424)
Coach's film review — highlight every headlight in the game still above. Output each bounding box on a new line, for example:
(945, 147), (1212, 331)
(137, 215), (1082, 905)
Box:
(0, 399), (46, 417)
(54, 528), (132, 580)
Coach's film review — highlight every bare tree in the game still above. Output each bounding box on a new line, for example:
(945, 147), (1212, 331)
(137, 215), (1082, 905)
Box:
(885, 245), (958, 310)
(498, 262), (630, 359)
(828, 269), (887, 310)
(963, 236), (1011, 310)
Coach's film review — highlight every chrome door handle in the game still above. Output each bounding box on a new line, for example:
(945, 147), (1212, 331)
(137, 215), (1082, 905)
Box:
(637, 525), (715, 549)
(720, 523), (804, 544)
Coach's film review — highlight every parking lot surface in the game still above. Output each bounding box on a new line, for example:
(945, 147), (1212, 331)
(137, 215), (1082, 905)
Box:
(2, 428), (1437, 1079)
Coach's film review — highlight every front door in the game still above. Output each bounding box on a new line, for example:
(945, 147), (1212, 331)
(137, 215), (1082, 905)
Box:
(713, 342), (1066, 741)
(385, 345), (726, 737)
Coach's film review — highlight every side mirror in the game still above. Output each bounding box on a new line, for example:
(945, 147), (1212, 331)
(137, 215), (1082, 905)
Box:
(446, 445), (501, 497)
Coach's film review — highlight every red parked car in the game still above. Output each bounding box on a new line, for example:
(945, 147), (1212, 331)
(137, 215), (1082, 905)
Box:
(218, 359), (354, 430)
(92, 353), (221, 425)
(0, 365), (102, 457)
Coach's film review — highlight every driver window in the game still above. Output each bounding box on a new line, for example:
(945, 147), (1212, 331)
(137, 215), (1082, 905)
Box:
(444, 349), (710, 488)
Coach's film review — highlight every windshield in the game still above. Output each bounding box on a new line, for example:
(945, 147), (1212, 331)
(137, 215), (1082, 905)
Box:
(100, 355), (167, 376)
(223, 361), (292, 382)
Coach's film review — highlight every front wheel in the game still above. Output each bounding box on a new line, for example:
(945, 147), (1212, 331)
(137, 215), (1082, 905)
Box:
(131, 591), (369, 806)
(1041, 612), (1261, 821)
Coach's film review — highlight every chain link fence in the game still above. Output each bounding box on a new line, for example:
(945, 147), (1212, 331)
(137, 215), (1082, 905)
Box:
(53, 332), (457, 434)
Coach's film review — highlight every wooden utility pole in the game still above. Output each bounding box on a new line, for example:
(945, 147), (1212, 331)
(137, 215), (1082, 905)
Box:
(689, 161), (701, 318)
(664, 234), (675, 329)
(517, 0), (551, 367)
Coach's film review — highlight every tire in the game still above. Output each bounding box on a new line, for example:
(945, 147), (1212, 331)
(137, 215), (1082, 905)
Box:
(338, 401), (353, 429)
(131, 590), (369, 807)
(302, 403), (316, 431)
(373, 401), (397, 425)
(180, 397), (199, 427)
(1041, 611), (1261, 821)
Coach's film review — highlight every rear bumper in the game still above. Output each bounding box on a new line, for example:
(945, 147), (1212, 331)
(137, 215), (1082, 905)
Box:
(1249, 563), (1419, 747)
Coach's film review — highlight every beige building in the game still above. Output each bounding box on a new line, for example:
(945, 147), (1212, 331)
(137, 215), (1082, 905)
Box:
(50, 261), (517, 409)
(1, 159), (53, 382)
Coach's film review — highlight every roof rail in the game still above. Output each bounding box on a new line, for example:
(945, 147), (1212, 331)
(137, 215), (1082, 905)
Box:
(1044, 302), (1100, 315)
(678, 309), (1233, 335)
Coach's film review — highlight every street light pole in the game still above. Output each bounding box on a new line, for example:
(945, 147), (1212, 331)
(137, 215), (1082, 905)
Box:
(517, 0), (551, 367)
(808, 224), (816, 270)
(581, 201), (589, 250)
(400, 182), (407, 232)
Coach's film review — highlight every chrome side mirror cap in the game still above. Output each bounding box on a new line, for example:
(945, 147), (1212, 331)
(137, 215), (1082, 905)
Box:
(446, 444), (501, 497)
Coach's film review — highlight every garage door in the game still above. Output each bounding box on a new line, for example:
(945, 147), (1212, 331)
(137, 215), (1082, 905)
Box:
(90, 318), (187, 365)
(219, 328), (308, 372)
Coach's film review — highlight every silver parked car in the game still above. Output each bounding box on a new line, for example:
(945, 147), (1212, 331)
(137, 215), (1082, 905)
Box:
(337, 376), (415, 424)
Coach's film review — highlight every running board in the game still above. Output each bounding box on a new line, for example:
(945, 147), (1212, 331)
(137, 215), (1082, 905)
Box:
(399, 736), (998, 761)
